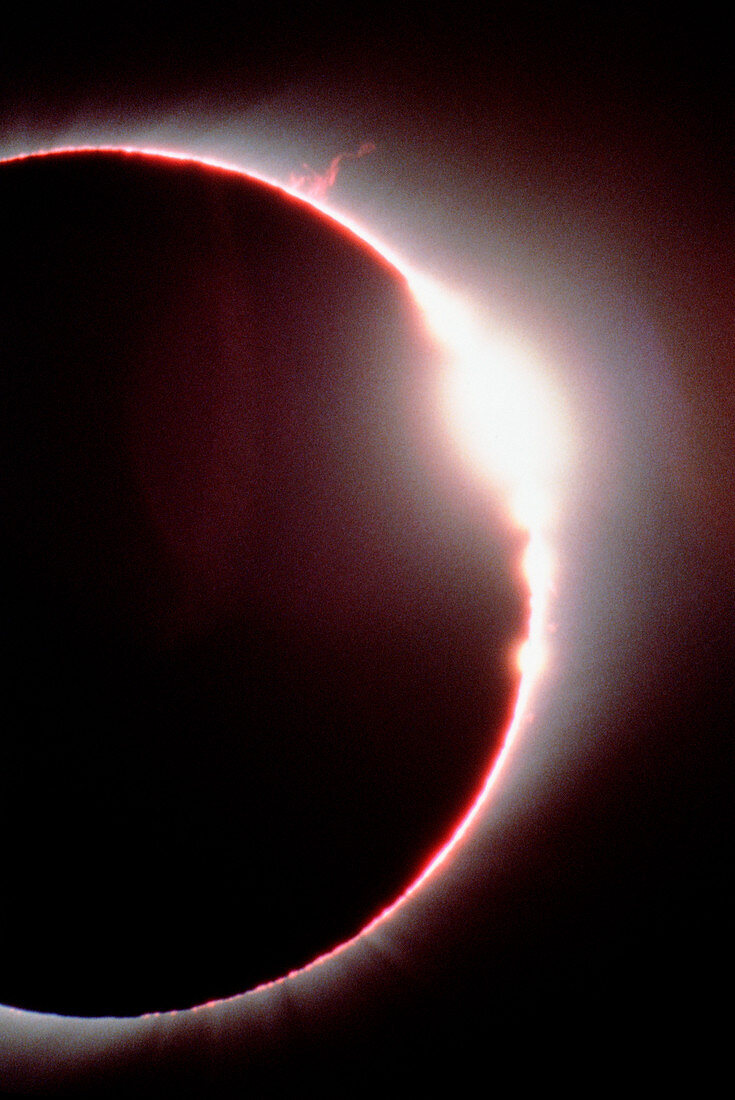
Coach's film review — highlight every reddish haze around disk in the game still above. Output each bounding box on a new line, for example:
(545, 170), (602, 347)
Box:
(0, 150), (527, 1016)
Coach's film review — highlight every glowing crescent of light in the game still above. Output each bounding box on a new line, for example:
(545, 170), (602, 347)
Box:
(0, 145), (571, 1016)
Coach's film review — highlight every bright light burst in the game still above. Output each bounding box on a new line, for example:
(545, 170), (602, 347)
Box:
(0, 145), (572, 1012)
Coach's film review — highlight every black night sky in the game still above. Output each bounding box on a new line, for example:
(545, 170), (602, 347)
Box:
(0, 4), (731, 1094)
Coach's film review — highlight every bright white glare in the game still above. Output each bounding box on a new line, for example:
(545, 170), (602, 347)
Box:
(409, 271), (571, 530)
(0, 145), (573, 1014)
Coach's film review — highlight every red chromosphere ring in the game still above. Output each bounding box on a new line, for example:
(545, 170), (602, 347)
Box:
(0, 146), (564, 1018)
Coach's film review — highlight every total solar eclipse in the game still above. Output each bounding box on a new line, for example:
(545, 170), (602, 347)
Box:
(0, 4), (729, 1089)
(0, 148), (543, 1017)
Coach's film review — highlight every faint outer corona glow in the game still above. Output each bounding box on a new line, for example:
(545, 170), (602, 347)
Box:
(0, 145), (571, 1017)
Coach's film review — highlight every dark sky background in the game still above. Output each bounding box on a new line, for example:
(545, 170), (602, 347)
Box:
(0, 3), (732, 1093)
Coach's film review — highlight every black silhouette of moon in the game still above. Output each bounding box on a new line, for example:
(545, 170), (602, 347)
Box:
(0, 149), (527, 1016)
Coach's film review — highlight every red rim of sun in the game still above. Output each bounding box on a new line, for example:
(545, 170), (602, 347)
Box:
(0, 144), (568, 1018)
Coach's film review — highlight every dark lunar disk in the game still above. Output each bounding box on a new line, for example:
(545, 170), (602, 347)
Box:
(0, 150), (527, 1016)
